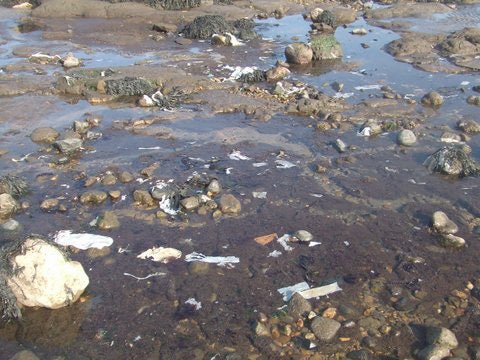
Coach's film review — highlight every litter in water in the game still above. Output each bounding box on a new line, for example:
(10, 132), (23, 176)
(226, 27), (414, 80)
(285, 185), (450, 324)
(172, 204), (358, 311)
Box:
(277, 234), (293, 251)
(275, 159), (296, 169)
(124, 272), (166, 280)
(354, 84), (381, 91)
(229, 150), (251, 161)
(277, 281), (310, 301)
(185, 298), (202, 310)
(53, 230), (113, 250)
(253, 162), (268, 167)
(254, 233), (278, 245)
(268, 250), (282, 257)
(185, 252), (240, 266)
(357, 127), (371, 137)
(298, 282), (342, 299)
(252, 191), (267, 199)
(137, 247), (182, 263)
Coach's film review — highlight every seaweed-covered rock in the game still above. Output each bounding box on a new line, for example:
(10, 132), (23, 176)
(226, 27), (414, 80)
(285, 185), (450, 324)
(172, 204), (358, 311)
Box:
(424, 146), (480, 177)
(105, 77), (156, 97)
(310, 35), (343, 60)
(313, 10), (336, 28)
(182, 15), (234, 40)
(146, 0), (200, 10)
(238, 69), (266, 83)
(0, 175), (29, 198)
(232, 18), (258, 41)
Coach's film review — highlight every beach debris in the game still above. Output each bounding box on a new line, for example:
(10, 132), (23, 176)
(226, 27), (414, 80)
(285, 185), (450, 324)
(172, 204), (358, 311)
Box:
(228, 66), (258, 81)
(278, 281), (310, 301)
(123, 272), (166, 281)
(252, 191), (267, 199)
(62, 53), (80, 69)
(185, 298), (202, 310)
(255, 233), (278, 245)
(53, 230), (113, 250)
(137, 247), (182, 263)
(298, 282), (342, 299)
(277, 234), (294, 251)
(229, 150), (251, 161)
(275, 159), (296, 169)
(268, 250), (282, 257)
(354, 84), (381, 91)
(28, 52), (61, 64)
(185, 252), (239, 267)
(351, 28), (368, 35)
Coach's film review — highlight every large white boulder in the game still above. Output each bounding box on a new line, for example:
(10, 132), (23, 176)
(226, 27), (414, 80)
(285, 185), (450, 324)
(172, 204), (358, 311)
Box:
(7, 238), (89, 309)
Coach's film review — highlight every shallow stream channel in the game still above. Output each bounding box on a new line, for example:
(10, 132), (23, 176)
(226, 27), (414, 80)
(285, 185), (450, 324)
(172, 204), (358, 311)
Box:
(1, 1), (480, 359)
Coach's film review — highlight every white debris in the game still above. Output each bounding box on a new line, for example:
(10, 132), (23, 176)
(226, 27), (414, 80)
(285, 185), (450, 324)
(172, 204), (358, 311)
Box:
(460, 81), (470, 86)
(53, 230), (113, 250)
(185, 298), (202, 310)
(12, 2), (32, 8)
(229, 66), (257, 81)
(357, 126), (371, 137)
(308, 241), (322, 247)
(229, 150), (251, 161)
(225, 32), (243, 46)
(29, 52), (61, 62)
(252, 191), (267, 199)
(334, 92), (354, 99)
(123, 272), (166, 280)
(385, 166), (399, 173)
(268, 250), (282, 258)
(277, 234), (293, 251)
(138, 95), (155, 107)
(138, 146), (161, 150)
(351, 28), (368, 35)
(277, 281), (310, 301)
(275, 159), (296, 169)
(253, 162), (268, 167)
(185, 252), (240, 266)
(298, 282), (342, 299)
(310, 193), (324, 198)
(354, 84), (381, 91)
(159, 196), (179, 215)
(137, 247), (182, 263)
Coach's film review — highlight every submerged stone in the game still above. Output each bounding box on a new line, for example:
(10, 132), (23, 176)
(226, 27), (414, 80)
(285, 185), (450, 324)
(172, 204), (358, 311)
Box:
(285, 43), (313, 65)
(424, 146), (480, 177)
(310, 35), (343, 60)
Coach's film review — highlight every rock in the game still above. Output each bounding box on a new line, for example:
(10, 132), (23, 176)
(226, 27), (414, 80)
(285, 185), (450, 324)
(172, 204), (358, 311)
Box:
(101, 173), (117, 186)
(62, 53), (80, 68)
(138, 95), (155, 107)
(109, 190), (121, 200)
(180, 196), (201, 211)
(293, 230), (313, 242)
(417, 344), (451, 360)
(105, 77), (155, 97)
(439, 234), (465, 248)
(207, 179), (222, 195)
(310, 316), (341, 342)
(0, 175), (29, 198)
(73, 121), (89, 134)
(266, 66), (290, 82)
(1, 219), (20, 232)
(288, 292), (312, 318)
(140, 162), (159, 178)
(79, 190), (108, 205)
(312, 9), (336, 28)
(97, 211), (120, 230)
(285, 43), (313, 65)
(30, 127), (59, 143)
(6, 237), (89, 309)
(426, 326), (458, 349)
(0, 193), (18, 219)
(182, 15), (234, 40)
(397, 129), (417, 146)
(119, 171), (134, 183)
(361, 119), (382, 136)
(421, 91), (444, 107)
(237, 69), (266, 83)
(432, 211), (458, 234)
(40, 198), (59, 210)
(334, 138), (347, 153)
(309, 8), (324, 21)
(457, 119), (480, 134)
(424, 146), (480, 177)
(133, 189), (155, 207)
(152, 0), (200, 10)
(310, 35), (343, 60)
(9, 350), (40, 360)
(254, 321), (270, 337)
(54, 138), (83, 154)
(219, 194), (241, 214)
(347, 349), (374, 360)
(440, 132), (462, 143)
(188, 261), (210, 275)
(467, 96), (480, 106)
(175, 37), (192, 46)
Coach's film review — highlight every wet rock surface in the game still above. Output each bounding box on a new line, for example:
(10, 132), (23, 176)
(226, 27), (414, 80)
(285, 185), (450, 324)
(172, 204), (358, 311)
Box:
(1, 0), (480, 359)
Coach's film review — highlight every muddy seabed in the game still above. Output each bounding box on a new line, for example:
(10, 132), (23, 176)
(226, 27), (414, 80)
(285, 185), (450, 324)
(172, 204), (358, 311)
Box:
(1, 0), (480, 359)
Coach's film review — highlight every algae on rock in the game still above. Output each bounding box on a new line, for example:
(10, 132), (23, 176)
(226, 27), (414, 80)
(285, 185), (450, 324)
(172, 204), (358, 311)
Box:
(424, 146), (480, 177)
(310, 35), (343, 60)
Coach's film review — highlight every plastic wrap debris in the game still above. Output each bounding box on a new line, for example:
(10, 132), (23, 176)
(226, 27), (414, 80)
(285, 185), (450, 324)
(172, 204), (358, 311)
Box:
(253, 162), (268, 167)
(11, 153), (33, 162)
(229, 150), (251, 160)
(277, 234), (293, 251)
(138, 146), (161, 150)
(354, 85), (381, 91)
(255, 233), (277, 245)
(310, 193), (324, 198)
(357, 127), (371, 137)
(275, 159), (296, 169)
(252, 191), (267, 199)
(278, 282), (310, 301)
(225, 167), (233, 174)
(309, 241), (322, 247)
(408, 179), (426, 185)
(298, 282), (342, 299)
(228, 66), (257, 81)
(385, 166), (399, 174)
(185, 252), (240, 267)
(137, 247), (182, 263)
(159, 196), (179, 215)
(268, 250), (282, 257)
(185, 298), (202, 310)
(54, 230), (113, 250)
(124, 272), (166, 280)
